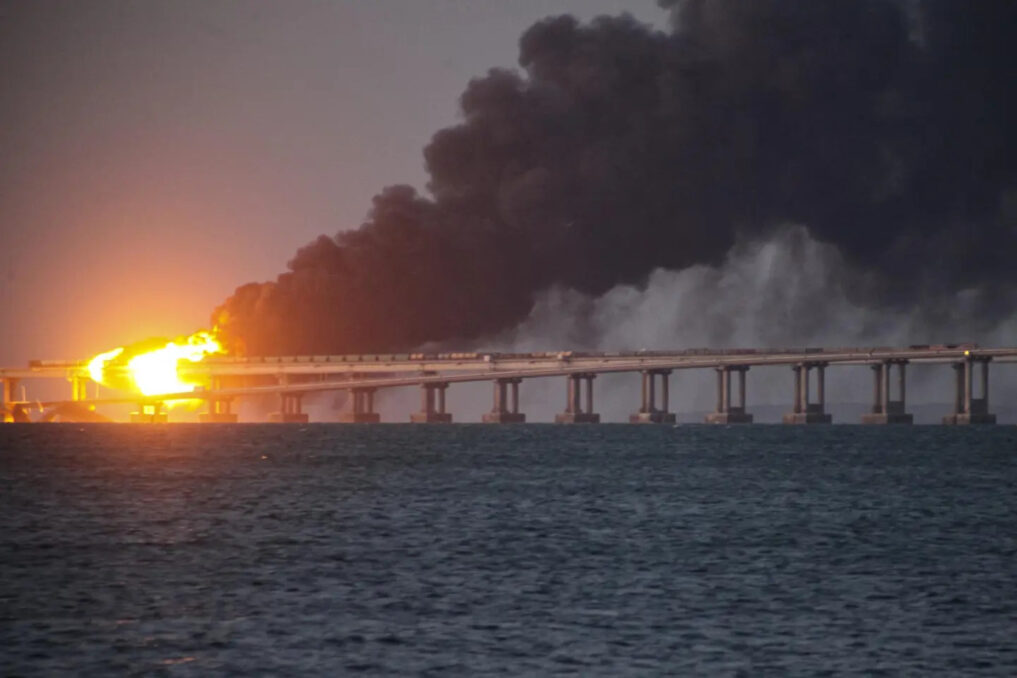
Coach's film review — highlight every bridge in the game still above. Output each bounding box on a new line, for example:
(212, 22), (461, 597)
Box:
(2, 344), (1015, 425)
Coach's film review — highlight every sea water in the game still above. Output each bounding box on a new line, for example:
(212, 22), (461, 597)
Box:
(2, 424), (1016, 675)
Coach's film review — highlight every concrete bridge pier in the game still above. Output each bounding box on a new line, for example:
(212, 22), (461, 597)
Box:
(556, 373), (600, 423)
(705, 366), (753, 424)
(412, 382), (452, 423)
(630, 369), (676, 423)
(200, 377), (239, 423)
(71, 375), (91, 403)
(943, 357), (996, 424)
(2, 377), (29, 422)
(131, 402), (168, 423)
(340, 387), (380, 423)
(200, 398), (238, 423)
(2, 377), (19, 423)
(269, 393), (309, 423)
(783, 362), (832, 424)
(483, 378), (525, 423)
(862, 360), (912, 424)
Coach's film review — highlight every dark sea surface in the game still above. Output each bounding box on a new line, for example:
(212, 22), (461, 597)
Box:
(2, 424), (1017, 676)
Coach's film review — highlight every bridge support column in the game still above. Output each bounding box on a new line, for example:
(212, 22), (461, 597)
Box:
(556, 373), (600, 423)
(483, 378), (525, 423)
(339, 387), (380, 423)
(943, 357), (996, 424)
(200, 377), (238, 422)
(269, 393), (309, 423)
(705, 366), (753, 424)
(412, 382), (452, 423)
(862, 360), (912, 424)
(2, 378), (20, 423)
(71, 375), (91, 403)
(131, 402), (168, 423)
(630, 369), (676, 423)
(783, 362), (832, 424)
(200, 398), (238, 423)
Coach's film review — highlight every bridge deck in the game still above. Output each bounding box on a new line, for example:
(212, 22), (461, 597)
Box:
(6, 344), (1017, 380)
(4, 345), (1017, 407)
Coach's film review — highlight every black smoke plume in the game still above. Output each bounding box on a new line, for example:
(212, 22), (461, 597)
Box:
(214, 0), (1017, 355)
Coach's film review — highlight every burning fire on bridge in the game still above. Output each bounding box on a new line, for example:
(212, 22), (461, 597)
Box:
(85, 329), (224, 405)
(2, 341), (1014, 425)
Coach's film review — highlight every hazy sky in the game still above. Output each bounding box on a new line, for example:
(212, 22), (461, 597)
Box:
(0, 0), (666, 364)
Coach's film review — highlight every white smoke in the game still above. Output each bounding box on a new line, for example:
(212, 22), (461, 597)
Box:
(365, 227), (1016, 423)
(481, 226), (1017, 423)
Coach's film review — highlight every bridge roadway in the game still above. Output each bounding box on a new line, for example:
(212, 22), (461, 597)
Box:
(7, 344), (1017, 380)
(3, 345), (1016, 423)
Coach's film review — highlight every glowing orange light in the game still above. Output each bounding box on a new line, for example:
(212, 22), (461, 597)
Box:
(87, 329), (224, 400)
(127, 331), (222, 396)
(87, 347), (124, 384)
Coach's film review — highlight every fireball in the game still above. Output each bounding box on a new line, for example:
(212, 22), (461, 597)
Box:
(88, 347), (124, 384)
(87, 329), (224, 400)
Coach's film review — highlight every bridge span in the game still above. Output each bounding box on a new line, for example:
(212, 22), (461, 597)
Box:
(2, 345), (1015, 424)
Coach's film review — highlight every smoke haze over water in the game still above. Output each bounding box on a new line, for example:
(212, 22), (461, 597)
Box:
(214, 0), (1017, 356)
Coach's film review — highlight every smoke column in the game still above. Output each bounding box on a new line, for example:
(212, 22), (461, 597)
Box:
(214, 0), (1017, 355)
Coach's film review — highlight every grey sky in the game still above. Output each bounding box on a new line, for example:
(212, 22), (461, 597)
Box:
(0, 0), (666, 363)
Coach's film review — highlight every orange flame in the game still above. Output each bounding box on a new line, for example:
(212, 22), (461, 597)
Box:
(87, 329), (224, 400)
(87, 347), (124, 384)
